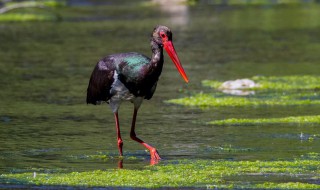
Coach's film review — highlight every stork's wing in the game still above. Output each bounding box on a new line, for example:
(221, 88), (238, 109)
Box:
(86, 58), (115, 105)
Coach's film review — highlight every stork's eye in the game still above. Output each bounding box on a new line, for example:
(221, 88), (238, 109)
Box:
(160, 32), (166, 39)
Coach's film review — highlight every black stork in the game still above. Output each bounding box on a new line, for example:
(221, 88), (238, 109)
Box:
(86, 25), (188, 164)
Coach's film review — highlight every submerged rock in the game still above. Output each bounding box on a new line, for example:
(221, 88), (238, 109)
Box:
(220, 79), (259, 89)
(219, 79), (259, 96)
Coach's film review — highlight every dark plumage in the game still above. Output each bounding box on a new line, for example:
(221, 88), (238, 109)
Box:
(86, 25), (188, 165)
(87, 52), (160, 105)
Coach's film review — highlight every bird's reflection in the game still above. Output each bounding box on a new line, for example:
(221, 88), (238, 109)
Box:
(117, 157), (160, 169)
(118, 159), (123, 168)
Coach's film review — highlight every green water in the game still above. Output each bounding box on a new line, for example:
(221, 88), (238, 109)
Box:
(1, 1), (320, 188)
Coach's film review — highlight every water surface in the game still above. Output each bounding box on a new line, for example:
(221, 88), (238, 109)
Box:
(1, 0), (320, 184)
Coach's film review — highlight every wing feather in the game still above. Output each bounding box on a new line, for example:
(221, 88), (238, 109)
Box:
(86, 58), (115, 105)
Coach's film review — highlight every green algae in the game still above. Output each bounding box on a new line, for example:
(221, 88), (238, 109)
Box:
(209, 115), (320, 126)
(1, 157), (320, 189)
(209, 144), (253, 152)
(0, 13), (58, 22)
(70, 152), (140, 161)
(254, 182), (320, 190)
(202, 75), (320, 91)
(167, 93), (320, 107)
(168, 75), (320, 107)
(251, 75), (320, 90)
(4, 0), (66, 8)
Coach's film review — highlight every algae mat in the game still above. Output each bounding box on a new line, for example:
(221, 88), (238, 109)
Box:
(1, 155), (320, 189)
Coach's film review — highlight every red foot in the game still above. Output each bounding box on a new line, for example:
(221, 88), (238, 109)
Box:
(117, 139), (123, 156)
(149, 148), (161, 165)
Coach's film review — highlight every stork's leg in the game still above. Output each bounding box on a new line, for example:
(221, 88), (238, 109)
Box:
(114, 112), (123, 157)
(130, 108), (161, 163)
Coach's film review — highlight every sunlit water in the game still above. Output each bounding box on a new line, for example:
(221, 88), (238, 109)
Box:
(1, 0), (320, 182)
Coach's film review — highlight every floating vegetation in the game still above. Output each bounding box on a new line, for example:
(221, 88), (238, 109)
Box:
(2, 0), (66, 9)
(300, 152), (320, 160)
(1, 157), (320, 189)
(71, 154), (111, 161)
(207, 144), (253, 152)
(167, 93), (320, 107)
(209, 115), (320, 126)
(0, 13), (58, 22)
(168, 75), (320, 107)
(202, 75), (320, 91)
(70, 152), (140, 161)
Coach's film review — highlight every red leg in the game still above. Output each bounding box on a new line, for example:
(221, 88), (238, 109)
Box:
(130, 108), (161, 163)
(114, 112), (123, 157)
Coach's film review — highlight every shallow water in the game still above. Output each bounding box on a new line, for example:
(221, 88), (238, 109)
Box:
(1, 0), (320, 186)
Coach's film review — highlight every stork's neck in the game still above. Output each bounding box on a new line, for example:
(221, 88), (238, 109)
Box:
(150, 40), (164, 70)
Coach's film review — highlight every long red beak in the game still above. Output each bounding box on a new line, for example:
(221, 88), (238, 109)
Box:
(163, 41), (189, 83)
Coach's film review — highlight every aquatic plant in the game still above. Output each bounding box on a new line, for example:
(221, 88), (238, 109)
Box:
(1, 157), (320, 189)
(168, 75), (320, 107)
(208, 144), (253, 152)
(166, 93), (320, 107)
(0, 13), (57, 22)
(3, 1), (66, 9)
(70, 152), (140, 161)
(209, 115), (320, 125)
(202, 75), (320, 91)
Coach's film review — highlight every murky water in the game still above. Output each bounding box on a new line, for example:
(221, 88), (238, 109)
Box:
(1, 0), (320, 183)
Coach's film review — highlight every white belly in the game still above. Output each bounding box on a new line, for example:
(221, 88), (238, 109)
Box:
(109, 71), (143, 113)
